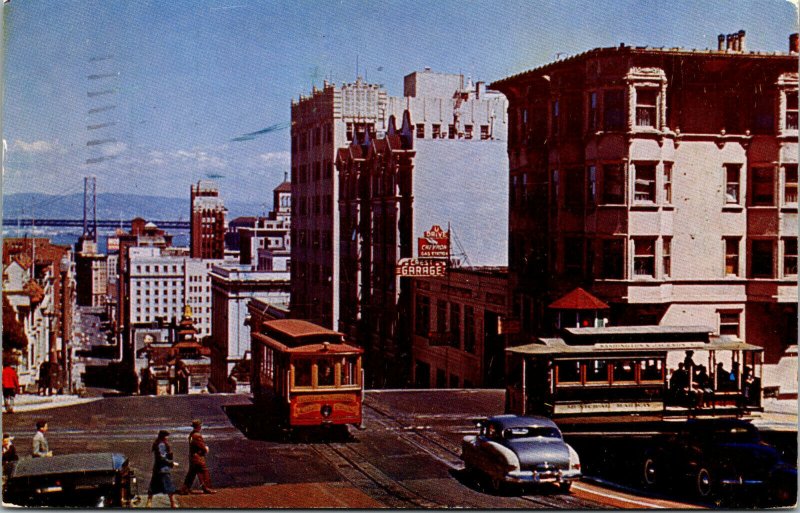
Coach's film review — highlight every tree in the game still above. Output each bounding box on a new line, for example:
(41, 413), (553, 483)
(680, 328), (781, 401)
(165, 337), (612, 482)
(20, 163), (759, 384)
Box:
(3, 294), (27, 351)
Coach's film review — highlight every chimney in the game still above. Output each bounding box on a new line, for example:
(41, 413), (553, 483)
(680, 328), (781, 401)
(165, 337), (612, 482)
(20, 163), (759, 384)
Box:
(476, 81), (486, 99)
(726, 33), (734, 51)
(718, 34), (726, 51)
(791, 33), (799, 54)
(737, 30), (746, 52)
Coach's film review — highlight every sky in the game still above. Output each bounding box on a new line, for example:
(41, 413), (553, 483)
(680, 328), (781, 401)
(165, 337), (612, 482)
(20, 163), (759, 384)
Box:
(1, 0), (798, 209)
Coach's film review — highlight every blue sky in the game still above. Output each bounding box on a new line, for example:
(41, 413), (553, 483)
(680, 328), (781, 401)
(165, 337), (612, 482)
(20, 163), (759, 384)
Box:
(1, 0), (797, 206)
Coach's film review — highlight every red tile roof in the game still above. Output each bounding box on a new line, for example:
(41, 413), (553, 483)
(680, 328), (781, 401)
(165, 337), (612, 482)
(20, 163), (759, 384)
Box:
(548, 287), (609, 311)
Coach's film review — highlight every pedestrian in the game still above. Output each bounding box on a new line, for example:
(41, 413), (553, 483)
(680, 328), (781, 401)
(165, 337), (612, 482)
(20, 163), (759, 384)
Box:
(178, 419), (216, 494)
(145, 430), (179, 508)
(3, 363), (20, 413)
(38, 362), (50, 396)
(3, 433), (19, 472)
(32, 420), (52, 458)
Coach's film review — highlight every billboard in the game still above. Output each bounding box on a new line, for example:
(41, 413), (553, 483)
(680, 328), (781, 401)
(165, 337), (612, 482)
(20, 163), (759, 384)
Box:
(417, 225), (450, 259)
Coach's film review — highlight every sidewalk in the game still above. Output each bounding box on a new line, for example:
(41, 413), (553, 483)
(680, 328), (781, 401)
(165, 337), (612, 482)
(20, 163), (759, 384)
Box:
(5, 393), (100, 413)
(752, 397), (798, 432)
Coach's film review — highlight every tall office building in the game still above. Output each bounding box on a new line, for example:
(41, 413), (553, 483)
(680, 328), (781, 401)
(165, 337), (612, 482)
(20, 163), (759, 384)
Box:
(492, 32), (798, 395)
(191, 180), (226, 259)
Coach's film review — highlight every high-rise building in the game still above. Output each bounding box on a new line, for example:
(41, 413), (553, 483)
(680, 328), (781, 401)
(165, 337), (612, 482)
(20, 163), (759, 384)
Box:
(491, 32), (798, 395)
(190, 180), (226, 259)
(291, 70), (508, 335)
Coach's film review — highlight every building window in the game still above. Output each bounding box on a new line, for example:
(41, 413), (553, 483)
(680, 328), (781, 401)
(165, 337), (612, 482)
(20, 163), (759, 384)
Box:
(633, 238), (656, 277)
(346, 123), (353, 142)
(416, 124), (425, 139)
(464, 124), (473, 139)
(587, 92), (598, 132)
(448, 124), (457, 139)
(604, 90), (625, 131)
(786, 91), (798, 130)
(724, 164), (741, 204)
(724, 237), (740, 277)
(635, 88), (658, 127)
(436, 300), (447, 335)
(415, 295), (430, 337)
(551, 100), (559, 136)
(751, 167), (775, 206)
(750, 240), (774, 278)
(464, 306), (475, 354)
(564, 237), (583, 276)
(663, 162), (673, 204)
(719, 311), (741, 337)
(564, 168), (585, 213)
(432, 124), (441, 139)
(784, 238), (798, 276)
(633, 162), (656, 203)
(783, 164), (798, 205)
(662, 237), (671, 278)
(602, 164), (625, 204)
(449, 303), (460, 349)
(602, 239), (624, 279)
(480, 125), (490, 140)
(587, 165), (597, 207)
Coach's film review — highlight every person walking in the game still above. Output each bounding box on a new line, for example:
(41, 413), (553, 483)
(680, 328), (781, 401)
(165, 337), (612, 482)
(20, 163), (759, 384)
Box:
(2, 364), (19, 413)
(31, 420), (52, 458)
(178, 419), (216, 494)
(145, 430), (179, 508)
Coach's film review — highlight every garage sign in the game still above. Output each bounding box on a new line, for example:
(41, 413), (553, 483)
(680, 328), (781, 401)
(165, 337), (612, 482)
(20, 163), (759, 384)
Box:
(396, 258), (447, 277)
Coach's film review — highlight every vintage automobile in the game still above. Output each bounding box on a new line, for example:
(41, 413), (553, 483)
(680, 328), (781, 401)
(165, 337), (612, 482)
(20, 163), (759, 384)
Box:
(461, 414), (582, 494)
(3, 452), (138, 507)
(641, 418), (797, 504)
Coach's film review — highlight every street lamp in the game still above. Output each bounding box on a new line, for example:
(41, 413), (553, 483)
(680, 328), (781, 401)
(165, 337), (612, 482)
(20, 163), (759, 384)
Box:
(60, 256), (72, 394)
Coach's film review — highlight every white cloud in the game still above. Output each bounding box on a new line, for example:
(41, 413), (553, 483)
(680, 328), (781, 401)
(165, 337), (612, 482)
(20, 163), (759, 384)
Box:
(258, 151), (290, 166)
(13, 139), (56, 153)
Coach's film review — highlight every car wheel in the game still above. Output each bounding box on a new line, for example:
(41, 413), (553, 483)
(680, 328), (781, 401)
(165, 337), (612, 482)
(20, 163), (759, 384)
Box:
(558, 481), (572, 494)
(695, 467), (714, 499)
(487, 474), (504, 495)
(642, 457), (659, 488)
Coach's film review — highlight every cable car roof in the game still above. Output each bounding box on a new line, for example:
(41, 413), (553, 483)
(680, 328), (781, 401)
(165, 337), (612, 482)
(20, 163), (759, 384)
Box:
(507, 334), (763, 356)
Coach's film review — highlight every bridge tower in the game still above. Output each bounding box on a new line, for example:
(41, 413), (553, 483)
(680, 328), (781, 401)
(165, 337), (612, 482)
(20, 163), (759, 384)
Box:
(83, 176), (97, 242)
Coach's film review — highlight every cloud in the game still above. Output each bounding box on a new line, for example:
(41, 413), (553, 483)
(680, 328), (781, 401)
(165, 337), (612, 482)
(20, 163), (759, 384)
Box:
(258, 151), (290, 166)
(13, 139), (56, 153)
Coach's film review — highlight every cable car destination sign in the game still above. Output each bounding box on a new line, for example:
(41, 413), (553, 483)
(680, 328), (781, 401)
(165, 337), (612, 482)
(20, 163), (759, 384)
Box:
(396, 225), (451, 277)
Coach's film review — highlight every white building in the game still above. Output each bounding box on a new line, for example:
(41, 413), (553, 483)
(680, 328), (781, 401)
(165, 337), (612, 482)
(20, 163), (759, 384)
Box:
(208, 264), (290, 392)
(127, 247), (227, 341)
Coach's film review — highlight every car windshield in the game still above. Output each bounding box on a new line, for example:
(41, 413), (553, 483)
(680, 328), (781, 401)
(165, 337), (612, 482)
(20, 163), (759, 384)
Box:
(503, 426), (562, 440)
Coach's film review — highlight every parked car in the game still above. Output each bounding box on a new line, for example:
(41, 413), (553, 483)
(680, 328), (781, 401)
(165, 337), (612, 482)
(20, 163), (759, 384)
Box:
(3, 452), (138, 507)
(461, 414), (582, 494)
(641, 418), (796, 505)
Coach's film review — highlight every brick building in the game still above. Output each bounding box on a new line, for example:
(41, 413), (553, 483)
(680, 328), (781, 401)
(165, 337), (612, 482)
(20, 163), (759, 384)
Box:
(191, 180), (226, 259)
(491, 33), (798, 395)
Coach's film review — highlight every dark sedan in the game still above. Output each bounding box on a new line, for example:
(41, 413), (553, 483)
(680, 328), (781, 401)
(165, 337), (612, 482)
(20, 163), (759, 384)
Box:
(461, 414), (581, 494)
(3, 452), (138, 507)
(641, 418), (796, 505)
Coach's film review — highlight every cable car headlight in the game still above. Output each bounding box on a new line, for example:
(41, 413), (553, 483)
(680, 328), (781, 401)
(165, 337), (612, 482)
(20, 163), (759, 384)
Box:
(321, 404), (333, 418)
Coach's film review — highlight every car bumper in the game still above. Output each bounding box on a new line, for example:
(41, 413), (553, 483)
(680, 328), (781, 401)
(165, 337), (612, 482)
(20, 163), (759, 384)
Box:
(505, 469), (582, 485)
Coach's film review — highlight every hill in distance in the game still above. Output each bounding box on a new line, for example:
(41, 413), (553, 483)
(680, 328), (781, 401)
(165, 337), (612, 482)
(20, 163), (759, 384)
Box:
(3, 192), (266, 222)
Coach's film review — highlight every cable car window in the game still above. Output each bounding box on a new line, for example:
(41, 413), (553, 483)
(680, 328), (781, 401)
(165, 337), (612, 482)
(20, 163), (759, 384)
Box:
(340, 356), (357, 385)
(294, 359), (312, 387)
(640, 359), (663, 381)
(585, 360), (609, 382)
(318, 358), (335, 386)
(556, 361), (581, 384)
(612, 360), (636, 382)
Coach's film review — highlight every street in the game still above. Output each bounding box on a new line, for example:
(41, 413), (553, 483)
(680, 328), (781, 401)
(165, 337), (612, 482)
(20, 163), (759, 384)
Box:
(2, 390), (706, 509)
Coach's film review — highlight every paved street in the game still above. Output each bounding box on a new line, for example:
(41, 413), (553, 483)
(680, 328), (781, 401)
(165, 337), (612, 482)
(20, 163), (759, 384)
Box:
(1, 389), (715, 509)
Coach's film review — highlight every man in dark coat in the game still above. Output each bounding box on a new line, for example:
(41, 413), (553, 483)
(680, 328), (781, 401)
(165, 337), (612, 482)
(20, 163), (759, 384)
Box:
(178, 419), (215, 494)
